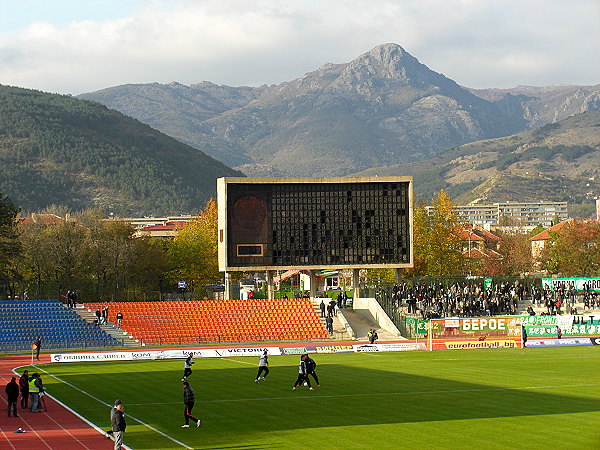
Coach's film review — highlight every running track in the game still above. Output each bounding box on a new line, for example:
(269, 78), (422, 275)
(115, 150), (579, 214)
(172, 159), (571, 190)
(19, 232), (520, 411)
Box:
(0, 353), (114, 450)
(0, 340), (385, 449)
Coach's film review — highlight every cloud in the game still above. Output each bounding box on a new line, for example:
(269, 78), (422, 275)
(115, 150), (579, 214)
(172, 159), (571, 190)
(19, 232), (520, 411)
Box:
(0, 0), (598, 94)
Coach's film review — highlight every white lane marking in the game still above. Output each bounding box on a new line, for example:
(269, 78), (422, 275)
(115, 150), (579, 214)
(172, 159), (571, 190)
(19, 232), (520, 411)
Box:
(33, 365), (192, 450)
(0, 363), (53, 449)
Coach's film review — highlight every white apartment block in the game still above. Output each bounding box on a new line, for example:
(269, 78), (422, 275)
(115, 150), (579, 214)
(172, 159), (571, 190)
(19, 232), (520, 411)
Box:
(427, 201), (568, 227)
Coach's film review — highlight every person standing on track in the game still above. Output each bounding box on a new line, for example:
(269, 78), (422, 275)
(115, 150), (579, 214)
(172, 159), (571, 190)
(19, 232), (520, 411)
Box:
(182, 381), (201, 428)
(6, 376), (19, 417)
(111, 399), (126, 450)
(19, 370), (29, 410)
(28, 372), (41, 412)
(292, 354), (313, 391)
(34, 336), (41, 360)
(255, 350), (269, 382)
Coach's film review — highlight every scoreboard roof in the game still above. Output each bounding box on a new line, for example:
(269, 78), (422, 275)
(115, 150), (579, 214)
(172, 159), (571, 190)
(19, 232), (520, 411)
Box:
(217, 177), (413, 272)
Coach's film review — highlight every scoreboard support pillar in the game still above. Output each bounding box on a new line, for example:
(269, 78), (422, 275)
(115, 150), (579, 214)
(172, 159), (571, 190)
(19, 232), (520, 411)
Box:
(266, 270), (274, 300)
(309, 270), (317, 299)
(395, 268), (402, 285)
(352, 269), (361, 302)
(224, 272), (233, 301)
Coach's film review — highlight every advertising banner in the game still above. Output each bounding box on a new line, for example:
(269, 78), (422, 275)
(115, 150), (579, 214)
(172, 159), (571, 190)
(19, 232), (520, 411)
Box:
(526, 338), (593, 347)
(312, 345), (355, 354)
(443, 339), (520, 350)
(542, 277), (600, 292)
(428, 316), (522, 350)
(406, 318), (428, 334)
(520, 315), (600, 337)
(52, 342), (426, 363)
(353, 342), (426, 352)
(52, 346), (282, 363)
(50, 352), (132, 363)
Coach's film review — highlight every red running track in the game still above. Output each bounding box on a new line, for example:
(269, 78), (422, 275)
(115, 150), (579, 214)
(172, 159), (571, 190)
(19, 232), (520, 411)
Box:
(0, 340), (393, 449)
(0, 353), (114, 450)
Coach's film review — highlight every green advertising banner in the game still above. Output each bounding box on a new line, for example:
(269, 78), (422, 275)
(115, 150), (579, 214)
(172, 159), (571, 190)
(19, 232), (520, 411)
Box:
(483, 277), (493, 290)
(542, 277), (600, 292)
(520, 314), (600, 337)
(406, 318), (428, 334)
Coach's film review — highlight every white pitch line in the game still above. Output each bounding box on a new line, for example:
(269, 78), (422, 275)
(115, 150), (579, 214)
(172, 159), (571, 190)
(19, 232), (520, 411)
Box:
(123, 382), (600, 406)
(220, 358), (257, 366)
(31, 365), (193, 450)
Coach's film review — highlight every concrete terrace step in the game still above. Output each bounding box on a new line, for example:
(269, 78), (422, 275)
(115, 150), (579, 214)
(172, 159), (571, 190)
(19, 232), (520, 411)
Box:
(311, 298), (353, 340)
(338, 307), (399, 341)
(73, 305), (141, 347)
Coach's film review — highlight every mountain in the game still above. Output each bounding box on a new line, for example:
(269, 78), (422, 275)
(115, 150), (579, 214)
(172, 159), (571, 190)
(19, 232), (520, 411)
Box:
(355, 110), (600, 207)
(79, 43), (600, 178)
(0, 85), (244, 215)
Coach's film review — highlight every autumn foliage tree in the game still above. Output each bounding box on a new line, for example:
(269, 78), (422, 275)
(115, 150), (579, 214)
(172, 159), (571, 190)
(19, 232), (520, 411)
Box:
(495, 231), (534, 275)
(405, 190), (464, 277)
(542, 221), (600, 275)
(168, 198), (220, 286)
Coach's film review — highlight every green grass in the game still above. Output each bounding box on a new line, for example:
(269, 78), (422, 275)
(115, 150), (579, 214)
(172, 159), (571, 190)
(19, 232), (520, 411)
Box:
(22, 347), (600, 449)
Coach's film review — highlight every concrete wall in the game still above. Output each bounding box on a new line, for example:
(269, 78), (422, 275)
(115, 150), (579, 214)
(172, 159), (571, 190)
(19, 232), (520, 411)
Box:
(353, 297), (401, 337)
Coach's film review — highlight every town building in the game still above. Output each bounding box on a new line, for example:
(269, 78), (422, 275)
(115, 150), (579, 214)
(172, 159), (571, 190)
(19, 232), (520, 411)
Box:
(430, 201), (569, 227)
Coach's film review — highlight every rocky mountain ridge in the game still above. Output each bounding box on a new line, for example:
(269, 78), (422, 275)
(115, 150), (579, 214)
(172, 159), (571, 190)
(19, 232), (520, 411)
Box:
(79, 43), (600, 191)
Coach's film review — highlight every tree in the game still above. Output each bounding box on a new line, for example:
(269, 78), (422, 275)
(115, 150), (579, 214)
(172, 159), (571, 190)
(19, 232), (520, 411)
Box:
(496, 231), (533, 275)
(44, 220), (87, 295)
(167, 198), (221, 288)
(0, 192), (21, 297)
(403, 198), (429, 277)
(81, 212), (135, 300)
(18, 221), (56, 299)
(407, 190), (464, 277)
(543, 221), (600, 275)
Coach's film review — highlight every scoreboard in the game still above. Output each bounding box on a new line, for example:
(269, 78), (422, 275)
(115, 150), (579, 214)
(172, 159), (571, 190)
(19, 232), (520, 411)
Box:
(217, 177), (413, 271)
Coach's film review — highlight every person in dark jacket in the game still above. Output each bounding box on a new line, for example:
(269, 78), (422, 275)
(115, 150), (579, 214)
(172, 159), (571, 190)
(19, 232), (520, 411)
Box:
(19, 370), (29, 409)
(111, 399), (126, 450)
(367, 329), (378, 344)
(34, 336), (41, 360)
(292, 355), (313, 390)
(305, 354), (320, 387)
(182, 381), (201, 427)
(6, 377), (19, 417)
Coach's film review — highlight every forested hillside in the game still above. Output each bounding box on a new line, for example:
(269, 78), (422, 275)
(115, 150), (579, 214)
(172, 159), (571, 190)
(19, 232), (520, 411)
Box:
(0, 85), (243, 214)
(356, 110), (600, 210)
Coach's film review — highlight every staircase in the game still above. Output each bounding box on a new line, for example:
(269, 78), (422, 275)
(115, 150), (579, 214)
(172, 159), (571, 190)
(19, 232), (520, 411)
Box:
(311, 298), (354, 340)
(73, 305), (141, 348)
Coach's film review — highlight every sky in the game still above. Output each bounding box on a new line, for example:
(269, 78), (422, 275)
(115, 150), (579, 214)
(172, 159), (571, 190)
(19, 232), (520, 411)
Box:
(0, 0), (599, 95)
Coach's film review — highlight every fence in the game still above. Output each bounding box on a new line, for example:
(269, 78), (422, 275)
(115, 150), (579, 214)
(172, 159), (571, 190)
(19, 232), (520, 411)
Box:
(0, 338), (124, 353)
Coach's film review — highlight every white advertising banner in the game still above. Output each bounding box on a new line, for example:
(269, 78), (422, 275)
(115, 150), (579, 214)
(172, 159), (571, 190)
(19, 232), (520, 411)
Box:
(353, 342), (426, 352)
(52, 346), (282, 363)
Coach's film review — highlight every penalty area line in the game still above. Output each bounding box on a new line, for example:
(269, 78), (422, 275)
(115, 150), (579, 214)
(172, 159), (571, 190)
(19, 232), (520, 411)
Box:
(31, 365), (193, 450)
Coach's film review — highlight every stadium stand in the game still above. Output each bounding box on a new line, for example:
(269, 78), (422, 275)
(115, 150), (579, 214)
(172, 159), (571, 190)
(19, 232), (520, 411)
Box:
(0, 299), (121, 352)
(84, 298), (329, 345)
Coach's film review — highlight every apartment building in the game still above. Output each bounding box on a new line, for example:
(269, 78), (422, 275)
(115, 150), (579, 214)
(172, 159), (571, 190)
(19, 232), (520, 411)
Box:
(432, 201), (568, 227)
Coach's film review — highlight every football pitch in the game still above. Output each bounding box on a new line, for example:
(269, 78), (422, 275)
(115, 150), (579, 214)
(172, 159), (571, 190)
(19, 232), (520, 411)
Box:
(24, 347), (600, 449)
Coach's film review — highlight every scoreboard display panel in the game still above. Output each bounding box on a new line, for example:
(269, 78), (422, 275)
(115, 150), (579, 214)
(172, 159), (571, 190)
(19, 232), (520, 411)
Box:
(217, 177), (413, 271)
